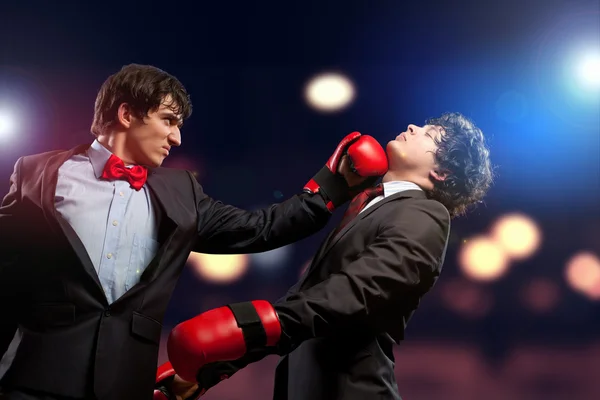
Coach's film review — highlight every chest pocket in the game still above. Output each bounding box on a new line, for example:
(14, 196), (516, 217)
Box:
(126, 233), (160, 290)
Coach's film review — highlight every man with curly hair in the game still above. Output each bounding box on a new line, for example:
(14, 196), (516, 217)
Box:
(155, 112), (493, 400)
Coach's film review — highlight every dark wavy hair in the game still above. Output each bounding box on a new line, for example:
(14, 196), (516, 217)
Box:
(91, 64), (192, 136)
(426, 112), (493, 217)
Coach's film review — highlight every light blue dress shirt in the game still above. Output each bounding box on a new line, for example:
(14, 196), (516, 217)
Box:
(55, 140), (159, 304)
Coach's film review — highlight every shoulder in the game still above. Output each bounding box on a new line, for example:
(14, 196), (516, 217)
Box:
(149, 166), (195, 180)
(383, 196), (451, 233)
(15, 149), (67, 175)
(409, 197), (450, 222)
(149, 167), (204, 194)
(20, 149), (64, 164)
(17, 143), (91, 168)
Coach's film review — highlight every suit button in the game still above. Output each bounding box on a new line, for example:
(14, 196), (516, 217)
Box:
(104, 309), (111, 317)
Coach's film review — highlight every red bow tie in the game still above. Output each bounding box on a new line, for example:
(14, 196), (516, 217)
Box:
(101, 154), (148, 191)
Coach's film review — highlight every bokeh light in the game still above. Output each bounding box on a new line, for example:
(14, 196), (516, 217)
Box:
(564, 251), (600, 300)
(459, 235), (510, 282)
(304, 72), (355, 112)
(490, 213), (542, 260)
(187, 252), (249, 284)
(439, 278), (494, 318)
(520, 278), (561, 314)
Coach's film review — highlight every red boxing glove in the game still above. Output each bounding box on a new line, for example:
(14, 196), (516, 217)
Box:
(153, 361), (203, 400)
(168, 300), (281, 383)
(305, 132), (388, 211)
(346, 135), (389, 176)
(153, 361), (177, 400)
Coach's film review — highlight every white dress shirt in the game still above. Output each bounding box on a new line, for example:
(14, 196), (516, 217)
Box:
(360, 180), (422, 214)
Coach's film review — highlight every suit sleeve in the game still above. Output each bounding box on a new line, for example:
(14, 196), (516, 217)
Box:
(0, 158), (24, 362)
(188, 171), (333, 254)
(273, 199), (450, 351)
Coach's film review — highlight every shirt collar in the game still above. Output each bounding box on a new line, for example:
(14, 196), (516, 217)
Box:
(381, 180), (422, 198)
(88, 139), (115, 179)
(88, 139), (142, 178)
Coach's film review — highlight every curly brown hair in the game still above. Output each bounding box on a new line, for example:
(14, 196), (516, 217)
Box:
(90, 64), (192, 136)
(426, 112), (494, 218)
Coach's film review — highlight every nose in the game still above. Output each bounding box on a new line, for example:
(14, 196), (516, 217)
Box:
(407, 124), (418, 135)
(168, 128), (182, 147)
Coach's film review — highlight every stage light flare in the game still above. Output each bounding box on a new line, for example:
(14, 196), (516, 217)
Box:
(459, 235), (510, 282)
(490, 213), (542, 260)
(0, 109), (17, 139)
(304, 72), (355, 112)
(564, 251), (600, 300)
(187, 252), (249, 284)
(576, 52), (600, 88)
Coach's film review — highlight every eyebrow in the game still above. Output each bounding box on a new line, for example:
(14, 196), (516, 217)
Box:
(159, 111), (183, 126)
(159, 111), (178, 117)
(159, 111), (182, 120)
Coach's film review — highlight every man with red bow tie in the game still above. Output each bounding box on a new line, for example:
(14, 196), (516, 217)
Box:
(0, 64), (388, 400)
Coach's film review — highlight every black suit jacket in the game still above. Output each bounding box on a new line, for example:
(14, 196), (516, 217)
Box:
(0, 144), (331, 400)
(269, 189), (451, 400)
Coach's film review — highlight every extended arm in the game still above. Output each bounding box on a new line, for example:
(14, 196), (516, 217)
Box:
(191, 132), (388, 254)
(167, 200), (450, 391)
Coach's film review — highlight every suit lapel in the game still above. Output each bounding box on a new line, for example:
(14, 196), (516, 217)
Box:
(106, 170), (181, 304)
(312, 229), (337, 263)
(40, 144), (90, 234)
(135, 171), (179, 282)
(40, 144), (109, 303)
(326, 189), (426, 253)
(300, 190), (426, 285)
(40, 145), (182, 305)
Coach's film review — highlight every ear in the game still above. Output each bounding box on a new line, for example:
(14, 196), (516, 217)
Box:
(117, 103), (134, 129)
(429, 168), (448, 182)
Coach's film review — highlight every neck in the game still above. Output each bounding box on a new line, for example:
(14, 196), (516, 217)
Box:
(97, 132), (135, 165)
(382, 170), (433, 191)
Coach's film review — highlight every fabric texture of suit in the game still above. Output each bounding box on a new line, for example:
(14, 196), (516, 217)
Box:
(0, 144), (332, 400)
(212, 190), (450, 400)
(268, 188), (451, 400)
(197, 188), (451, 399)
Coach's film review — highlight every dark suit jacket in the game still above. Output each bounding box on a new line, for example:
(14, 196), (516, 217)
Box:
(270, 189), (451, 400)
(0, 144), (331, 400)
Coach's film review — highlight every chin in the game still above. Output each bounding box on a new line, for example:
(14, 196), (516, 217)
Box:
(386, 140), (399, 155)
(141, 157), (162, 168)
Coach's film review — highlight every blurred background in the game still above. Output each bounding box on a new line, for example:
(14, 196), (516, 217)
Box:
(1, 0), (599, 399)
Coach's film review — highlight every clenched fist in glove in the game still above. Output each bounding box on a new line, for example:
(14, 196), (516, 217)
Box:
(305, 132), (388, 211)
(153, 361), (202, 400)
(164, 301), (283, 395)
